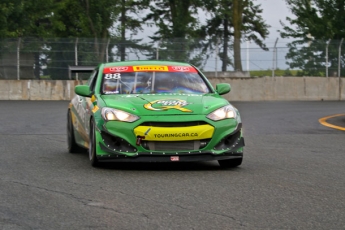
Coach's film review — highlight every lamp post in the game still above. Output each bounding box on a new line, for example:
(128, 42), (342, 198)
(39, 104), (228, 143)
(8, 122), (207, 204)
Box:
(155, 40), (166, 60)
(272, 38), (278, 77)
(326, 39), (331, 78)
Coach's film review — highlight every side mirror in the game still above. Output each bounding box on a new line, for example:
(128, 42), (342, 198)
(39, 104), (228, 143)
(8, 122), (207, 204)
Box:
(75, 85), (92, 97)
(216, 83), (231, 95)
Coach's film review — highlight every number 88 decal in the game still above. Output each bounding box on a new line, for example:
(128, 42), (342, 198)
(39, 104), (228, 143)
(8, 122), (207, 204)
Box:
(104, 73), (121, 79)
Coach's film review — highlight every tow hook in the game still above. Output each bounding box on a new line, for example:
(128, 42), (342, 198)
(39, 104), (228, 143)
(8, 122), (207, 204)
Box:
(136, 136), (145, 146)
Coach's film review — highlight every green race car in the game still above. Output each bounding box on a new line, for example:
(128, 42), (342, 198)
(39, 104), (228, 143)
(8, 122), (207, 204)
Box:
(67, 60), (244, 168)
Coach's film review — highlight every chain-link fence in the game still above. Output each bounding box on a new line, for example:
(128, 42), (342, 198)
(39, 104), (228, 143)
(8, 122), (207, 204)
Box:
(0, 37), (344, 80)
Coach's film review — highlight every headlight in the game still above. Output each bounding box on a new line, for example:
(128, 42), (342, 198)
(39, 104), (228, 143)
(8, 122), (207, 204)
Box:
(101, 107), (139, 122)
(207, 105), (237, 121)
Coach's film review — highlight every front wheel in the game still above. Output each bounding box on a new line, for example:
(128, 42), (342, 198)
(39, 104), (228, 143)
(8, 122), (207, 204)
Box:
(89, 119), (100, 167)
(218, 157), (243, 168)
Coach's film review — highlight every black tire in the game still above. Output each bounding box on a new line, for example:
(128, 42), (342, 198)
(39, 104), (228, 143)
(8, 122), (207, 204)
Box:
(218, 157), (243, 168)
(67, 111), (85, 153)
(89, 119), (100, 167)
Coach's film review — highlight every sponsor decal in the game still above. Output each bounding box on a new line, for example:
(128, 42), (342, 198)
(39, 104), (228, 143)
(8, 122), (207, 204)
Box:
(133, 65), (169, 72)
(109, 66), (128, 72)
(104, 91), (119, 94)
(134, 124), (214, 141)
(144, 99), (192, 112)
(103, 65), (197, 73)
(170, 66), (197, 73)
(103, 67), (129, 73)
(171, 66), (190, 72)
(154, 133), (198, 138)
(170, 156), (179, 161)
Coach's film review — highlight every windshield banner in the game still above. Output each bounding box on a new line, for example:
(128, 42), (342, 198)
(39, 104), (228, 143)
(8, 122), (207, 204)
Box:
(103, 66), (198, 74)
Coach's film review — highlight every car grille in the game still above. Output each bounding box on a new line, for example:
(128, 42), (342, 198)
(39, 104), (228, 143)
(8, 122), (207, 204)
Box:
(140, 121), (207, 127)
(146, 140), (200, 151)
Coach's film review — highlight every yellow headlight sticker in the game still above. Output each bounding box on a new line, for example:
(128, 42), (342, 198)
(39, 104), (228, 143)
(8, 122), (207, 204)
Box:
(134, 125), (214, 141)
(92, 105), (99, 113)
(144, 99), (192, 112)
(133, 65), (169, 72)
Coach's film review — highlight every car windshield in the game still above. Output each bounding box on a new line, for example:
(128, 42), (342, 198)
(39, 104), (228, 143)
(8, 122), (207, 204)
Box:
(101, 65), (211, 95)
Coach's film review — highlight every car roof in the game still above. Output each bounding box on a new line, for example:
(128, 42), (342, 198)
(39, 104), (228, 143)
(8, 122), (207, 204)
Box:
(103, 60), (192, 67)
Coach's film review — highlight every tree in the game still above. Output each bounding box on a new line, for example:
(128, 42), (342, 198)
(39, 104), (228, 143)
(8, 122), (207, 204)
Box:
(51, 0), (118, 62)
(200, 0), (234, 71)
(202, 0), (269, 71)
(145, 0), (202, 39)
(113, 0), (149, 61)
(143, 0), (207, 66)
(0, 0), (54, 37)
(0, 0), (22, 38)
(46, 0), (120, 79)
(0, 0), (55, 79)
(280, 0), (345, 76)
(236, 0), (269, 71)
(47, 0), (151, 79)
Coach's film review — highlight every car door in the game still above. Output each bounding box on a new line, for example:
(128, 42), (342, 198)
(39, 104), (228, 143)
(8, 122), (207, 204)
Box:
(72, 69), (99, 146)
(83, 68), (100, 142)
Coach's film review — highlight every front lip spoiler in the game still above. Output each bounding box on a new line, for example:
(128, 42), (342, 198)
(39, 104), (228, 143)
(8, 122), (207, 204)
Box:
(96, 151), (243, 163)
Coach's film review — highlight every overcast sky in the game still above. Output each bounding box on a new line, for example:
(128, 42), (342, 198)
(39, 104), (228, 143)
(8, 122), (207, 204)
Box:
(256, 0), (293, 45)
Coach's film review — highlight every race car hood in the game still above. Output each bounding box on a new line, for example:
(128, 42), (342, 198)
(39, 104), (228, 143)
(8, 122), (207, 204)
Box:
(100, 94), (229, 116)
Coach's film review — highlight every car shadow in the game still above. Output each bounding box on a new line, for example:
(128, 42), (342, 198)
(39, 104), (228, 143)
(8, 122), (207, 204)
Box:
(67, 151), (243, 171)
(98, 161), (242, 171)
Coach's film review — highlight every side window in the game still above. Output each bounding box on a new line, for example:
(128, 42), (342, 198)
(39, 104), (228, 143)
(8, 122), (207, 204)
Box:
(87, 69), (99, 92)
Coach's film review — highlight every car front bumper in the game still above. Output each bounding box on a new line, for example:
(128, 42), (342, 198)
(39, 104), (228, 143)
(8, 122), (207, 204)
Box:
(94, 115), (244, 162)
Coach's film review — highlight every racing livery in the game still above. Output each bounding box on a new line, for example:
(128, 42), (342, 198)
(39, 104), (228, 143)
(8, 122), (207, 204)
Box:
(67, 60), (244, 168)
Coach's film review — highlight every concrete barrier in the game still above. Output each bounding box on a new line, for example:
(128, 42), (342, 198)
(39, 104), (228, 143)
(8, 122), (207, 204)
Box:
(212, 76), (345, 101)
(0, 77), (344, 101)
(0, 80), (85, 100)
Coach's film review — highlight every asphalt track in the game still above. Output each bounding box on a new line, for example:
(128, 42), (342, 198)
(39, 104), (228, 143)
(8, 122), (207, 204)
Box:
(1, 100), (345, 230)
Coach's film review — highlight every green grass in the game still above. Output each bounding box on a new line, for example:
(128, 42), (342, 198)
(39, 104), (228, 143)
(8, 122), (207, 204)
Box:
(250, 69), (300, 77)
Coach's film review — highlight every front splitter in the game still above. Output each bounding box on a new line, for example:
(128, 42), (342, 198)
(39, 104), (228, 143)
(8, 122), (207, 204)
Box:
(97, 152), (243, 163)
